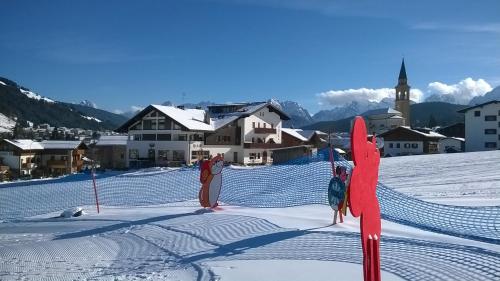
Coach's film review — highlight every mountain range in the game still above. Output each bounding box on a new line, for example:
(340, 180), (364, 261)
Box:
(0, 77), (127, 133)
(1, 75), (499, 134)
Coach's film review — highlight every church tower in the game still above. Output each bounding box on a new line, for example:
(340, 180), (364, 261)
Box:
(395, 59), (411, 126)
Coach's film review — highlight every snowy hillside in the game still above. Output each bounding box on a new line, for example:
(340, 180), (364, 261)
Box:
(0, 112), (16, 133)
(0, 151), (499, 280)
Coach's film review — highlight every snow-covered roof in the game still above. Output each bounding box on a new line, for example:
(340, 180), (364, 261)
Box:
(39, 140), (86, 150)
(117, 102), (289, 133)
(151, 105), (214, 132)
(3, 139), (44, 150)
(364, 107), (402, 117)
(440, 137), (465, 142)
(282, 128), (328, 141)
(96, 135), (128, 146)
(380, 126), (446, 139)
(282, 128), (308, 141)
(208, 102), (290, 130)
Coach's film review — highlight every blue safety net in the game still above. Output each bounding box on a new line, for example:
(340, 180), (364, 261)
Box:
(0, 148), (499, 244)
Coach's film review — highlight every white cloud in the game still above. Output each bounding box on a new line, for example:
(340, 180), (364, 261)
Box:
(317, 87), (423, 108)
(113, 109), (124, 114)
(130, 105), (145, 112)
(425, 78), (492, 104)
(413, 22), (500, 34)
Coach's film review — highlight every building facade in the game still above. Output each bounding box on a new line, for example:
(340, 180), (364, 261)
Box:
(458, 100), (500, 152)
(116, 102), (290, 167)
(0, 139), (87, 177)
(364, 108), (405, 135)
(379, 126), (444, 157)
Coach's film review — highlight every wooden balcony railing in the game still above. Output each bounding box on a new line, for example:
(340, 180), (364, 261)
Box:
(254, 128), (276, 134)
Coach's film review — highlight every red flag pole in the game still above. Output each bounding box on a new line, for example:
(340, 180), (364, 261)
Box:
(91, 161), (100, 214)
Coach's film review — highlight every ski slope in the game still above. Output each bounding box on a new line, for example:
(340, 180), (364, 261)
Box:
(0, 151), (499, 280)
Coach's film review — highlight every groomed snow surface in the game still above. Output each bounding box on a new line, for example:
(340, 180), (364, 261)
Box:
(1, 151), (499, 281)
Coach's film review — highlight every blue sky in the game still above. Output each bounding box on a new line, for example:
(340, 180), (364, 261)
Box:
(1, 0), (499, 114)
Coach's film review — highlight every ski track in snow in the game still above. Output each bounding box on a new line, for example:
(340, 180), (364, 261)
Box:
(0, 150), (499, 280)
(1, 210), (499, 281)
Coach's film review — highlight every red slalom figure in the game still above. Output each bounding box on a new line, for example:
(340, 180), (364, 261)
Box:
(348, 116), (382, 281)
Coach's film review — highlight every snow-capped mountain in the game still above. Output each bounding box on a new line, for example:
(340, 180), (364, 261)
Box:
(469, 86), (500, 105)
(79, 100), (97, 108)
(269, 99), (314, 128)
(0, 76), (126, 130)
(312, 98), (395, 122)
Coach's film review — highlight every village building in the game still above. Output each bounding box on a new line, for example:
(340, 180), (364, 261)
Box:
(458, 100), (500, 152)
(89, 135), (128, 169)
(378, 126), (444, 157)
(364, 108), (405, 135)
(0, 139), (87, 177)
(438, 137), (465, 153)
(436, 122), (465, 138)
(116, 101), (290, 167)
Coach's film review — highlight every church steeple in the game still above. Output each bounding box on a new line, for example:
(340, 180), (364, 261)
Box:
(398, 59), (407, 81)
(395, 58), (411, 126)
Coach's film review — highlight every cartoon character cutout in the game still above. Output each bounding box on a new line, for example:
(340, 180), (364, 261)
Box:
(199, 155), (224, 208)
(348, 116), (381, 281)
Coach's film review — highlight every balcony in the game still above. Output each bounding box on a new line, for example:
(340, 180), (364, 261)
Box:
(254, 128), (276, 134)
(244, 143), (283, 149)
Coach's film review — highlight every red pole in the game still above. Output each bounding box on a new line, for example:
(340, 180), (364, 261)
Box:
(91, 162), (100, 214)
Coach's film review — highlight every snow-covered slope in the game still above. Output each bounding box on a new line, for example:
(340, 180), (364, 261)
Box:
(19, 88), (55, 103)
(0, 112), (16, 133)
(0, 151), (499, 280)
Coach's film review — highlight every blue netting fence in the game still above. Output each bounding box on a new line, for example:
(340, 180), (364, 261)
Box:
(0, 149), (499, 244)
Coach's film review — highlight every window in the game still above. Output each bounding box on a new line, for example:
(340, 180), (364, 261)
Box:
(158, 150), (169, 161)
(129, 149), (138, 159)
(133, 134), (142, 141)
(404, 143), (410, 148)
(498, 110), (500, 116)
(474, 110), (481, 117)
(158, 119), (165, 130)
(389, 143), (394, 148)
(173, 123), (181, 130)
(257, 153), (261, 159)
(143, 120), (153, 130)
(411, 143), (418, 149)
(142, 134), (156, 141)
(157, 134), (171, 141)
(271, 123), (274, 129)
(485, 115), (497, 121)
(396, 143), (400, 148)
(485, 129), (497, 135)
(252, 137), (255, 143)
(263, 123), (267, 128)
(177, 134), (187, 141)
(61, 156), (67, 161)
(485, 142), (497, 148)
(172, 150), (185, 161)
(258, 123), (261, 128)
(191, 150), (209, 160)
(252, 122), (255, 128)
(249, 153), (256, 160)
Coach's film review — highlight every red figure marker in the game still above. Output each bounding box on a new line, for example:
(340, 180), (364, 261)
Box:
(348, 116), (381, 281)
(199, 155), (224, 208)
